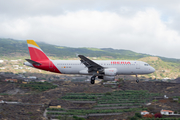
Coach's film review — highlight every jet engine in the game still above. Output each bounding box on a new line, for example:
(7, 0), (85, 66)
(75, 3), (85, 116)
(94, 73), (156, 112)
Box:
(104, 68), (117, 76)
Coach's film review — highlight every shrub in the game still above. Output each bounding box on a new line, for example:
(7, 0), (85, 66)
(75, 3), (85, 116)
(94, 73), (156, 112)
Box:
(130, 116), (138, 120)
(73, 116), (78, 119)
(105, 92), (111, 95)
(135, 113), (142, 118)
(154, 113), (162, 118)
(56, 115), (61, 119)
(143, 114), (153, 118)
(73, 116), (85, 120)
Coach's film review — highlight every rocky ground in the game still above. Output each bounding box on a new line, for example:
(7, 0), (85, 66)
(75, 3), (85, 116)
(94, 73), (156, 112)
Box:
(0, 80), (180, 120)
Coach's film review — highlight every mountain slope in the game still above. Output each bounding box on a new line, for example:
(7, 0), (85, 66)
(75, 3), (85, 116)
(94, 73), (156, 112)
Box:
(1, 38), (180, 79)
(0, 38), (179, 63)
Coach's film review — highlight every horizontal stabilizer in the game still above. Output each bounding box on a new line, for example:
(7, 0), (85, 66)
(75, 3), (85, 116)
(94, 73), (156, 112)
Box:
(25, 59), (41, 65)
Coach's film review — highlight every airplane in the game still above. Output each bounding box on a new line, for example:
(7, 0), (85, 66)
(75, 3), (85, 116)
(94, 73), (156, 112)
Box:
(24, 40), (155, 84)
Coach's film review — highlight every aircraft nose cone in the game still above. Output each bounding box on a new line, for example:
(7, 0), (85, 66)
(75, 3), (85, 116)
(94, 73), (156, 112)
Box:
(151, 67), (155, 73)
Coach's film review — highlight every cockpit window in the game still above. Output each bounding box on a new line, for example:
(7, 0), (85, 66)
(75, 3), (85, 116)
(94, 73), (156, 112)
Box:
(144, 64), (149, 66)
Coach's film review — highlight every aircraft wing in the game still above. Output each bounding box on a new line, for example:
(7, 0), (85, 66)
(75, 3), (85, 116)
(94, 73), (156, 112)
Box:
(78, 55), (103, 73)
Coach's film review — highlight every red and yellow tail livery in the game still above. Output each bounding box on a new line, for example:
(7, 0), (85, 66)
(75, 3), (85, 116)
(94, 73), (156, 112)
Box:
(27, 40), (49, 61)
(25, 40), (61, 73)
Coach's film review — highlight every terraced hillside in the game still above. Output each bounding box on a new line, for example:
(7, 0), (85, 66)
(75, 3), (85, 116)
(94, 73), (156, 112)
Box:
(1, 79), (180, 119)
(47, 90), (160, 119)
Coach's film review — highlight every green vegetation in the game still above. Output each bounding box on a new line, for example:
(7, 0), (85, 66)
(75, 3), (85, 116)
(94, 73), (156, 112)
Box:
(73, 116), (86, 120)
(47, 90), (161, 117)
(128, 112), (142, 120)
(0, 38), (180, 63)
(20, 81), (57, 91)
(0, 93), (10, 96)
(47, 108), (146, 115)
(94, 103), (141, 107)
(1, 38), (180, 78)
(60, 90), (160, 104)
(0, 38), (149, 60)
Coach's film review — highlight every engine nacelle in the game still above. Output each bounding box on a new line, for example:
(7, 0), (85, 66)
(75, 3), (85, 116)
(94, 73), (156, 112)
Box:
(104, 68), (117, 76)
(103, 76), (115, 81)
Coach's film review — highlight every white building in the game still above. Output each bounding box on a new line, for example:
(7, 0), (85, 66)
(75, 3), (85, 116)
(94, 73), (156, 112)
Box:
(162, 77), (170, 81)
(0, 100), (5, 103)
(0, 67), (5, 70)
(0, 60), (4, 63)
(40, 80), (46, 82)
(141, 111), (149, 115)
(146, 103), (151, 106)
(13, 65), (19, 69)
(160, 109), (174, 115)
(10, 60), (18, 62)
(27, 76), (37, 79)
(164, 95), (168, 99)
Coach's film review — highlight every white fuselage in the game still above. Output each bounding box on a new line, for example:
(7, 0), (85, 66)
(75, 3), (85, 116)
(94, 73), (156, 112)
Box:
(24, 40), (155, 83)
(49, 60), (155, 75)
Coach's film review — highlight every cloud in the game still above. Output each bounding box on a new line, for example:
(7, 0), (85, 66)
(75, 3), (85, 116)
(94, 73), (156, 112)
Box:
(1, 1), (180, 58)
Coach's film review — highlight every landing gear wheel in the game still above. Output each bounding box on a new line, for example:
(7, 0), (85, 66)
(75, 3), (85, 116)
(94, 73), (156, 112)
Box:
(91, 77), (95, 81)
(135, 74), (139, 83)
(136, 79), (139, 83)
(91, 80), (95, 84)
(91, 76), (96, 84)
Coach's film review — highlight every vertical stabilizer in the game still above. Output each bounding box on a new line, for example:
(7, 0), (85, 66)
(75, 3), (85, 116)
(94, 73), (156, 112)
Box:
(27, 40), (49, 61)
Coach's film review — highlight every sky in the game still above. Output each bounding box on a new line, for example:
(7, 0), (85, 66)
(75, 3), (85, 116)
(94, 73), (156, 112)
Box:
(1, 0), (180, 58)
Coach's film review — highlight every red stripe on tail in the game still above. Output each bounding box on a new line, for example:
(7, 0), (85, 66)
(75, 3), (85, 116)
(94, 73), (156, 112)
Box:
(28, 46), (61, 73)
(28, 47), (49, 61)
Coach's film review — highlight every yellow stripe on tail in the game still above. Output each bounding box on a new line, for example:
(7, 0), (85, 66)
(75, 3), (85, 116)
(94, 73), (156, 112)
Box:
(27, 40), (40, 48)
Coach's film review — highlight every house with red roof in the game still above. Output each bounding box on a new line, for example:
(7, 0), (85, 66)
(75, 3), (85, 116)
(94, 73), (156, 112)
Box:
(160, 109), (174, 115)
(5, 79), (18, 82)
(141, 111), (149, 115)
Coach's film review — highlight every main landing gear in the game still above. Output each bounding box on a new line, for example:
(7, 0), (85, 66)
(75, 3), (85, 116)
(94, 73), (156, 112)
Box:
(136, 74), (139, 83)
(91, 76), (96, 84)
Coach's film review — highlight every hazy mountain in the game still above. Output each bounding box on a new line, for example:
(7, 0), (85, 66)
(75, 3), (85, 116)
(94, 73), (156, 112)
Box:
(0, 38), (179, 63)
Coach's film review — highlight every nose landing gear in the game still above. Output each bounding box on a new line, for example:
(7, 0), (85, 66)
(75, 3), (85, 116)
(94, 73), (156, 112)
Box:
(136, 79), (139, 83)
(136, 74), (139, 83)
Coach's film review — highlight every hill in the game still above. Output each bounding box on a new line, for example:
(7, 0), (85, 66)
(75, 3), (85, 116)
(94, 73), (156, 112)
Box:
(0, 38), (148, 60)
(0, 38), (180, 62)
(1, 79), (180, 119)
(1, 38), (180, 79)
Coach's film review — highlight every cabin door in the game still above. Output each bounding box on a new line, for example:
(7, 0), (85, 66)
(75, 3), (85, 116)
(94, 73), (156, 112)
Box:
(136, 61), (140, 69)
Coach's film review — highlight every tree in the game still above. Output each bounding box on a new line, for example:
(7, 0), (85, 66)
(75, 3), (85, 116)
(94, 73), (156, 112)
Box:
(130, 116), (137, 120)
(105, 92), (111, 95)
(57, 115), (61, 119)
(135, 113), (142, 118)
(117, 78), (124, 82)
(143, 114), (153, 118)
(154, 113), (162, 118)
